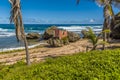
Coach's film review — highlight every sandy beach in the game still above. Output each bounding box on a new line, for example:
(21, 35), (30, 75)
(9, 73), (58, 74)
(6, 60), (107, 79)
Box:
(1, 38), (120, 65)
(0, 39), (90, 65)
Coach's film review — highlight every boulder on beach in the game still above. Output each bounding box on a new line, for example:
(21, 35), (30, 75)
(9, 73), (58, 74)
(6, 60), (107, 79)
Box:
(47, 38), (63, 47)
(43, 26), (57, 40)
(47, 37), (69, 47)
(110, 12), (120, 39)
(81, 30), (88, 38)
(26, 32), (40, 39)
(68, 31), (80, 42)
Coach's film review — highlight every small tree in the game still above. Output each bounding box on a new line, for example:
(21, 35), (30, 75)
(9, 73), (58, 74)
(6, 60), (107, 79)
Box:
(85, 28), (110, 51)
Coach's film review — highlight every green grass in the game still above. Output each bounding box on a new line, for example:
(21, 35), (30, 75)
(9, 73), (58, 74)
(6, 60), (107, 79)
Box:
(0, 49), (120, 80)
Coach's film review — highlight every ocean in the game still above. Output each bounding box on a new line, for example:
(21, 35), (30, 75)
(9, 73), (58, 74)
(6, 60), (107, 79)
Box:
(0, 24), (103, 51)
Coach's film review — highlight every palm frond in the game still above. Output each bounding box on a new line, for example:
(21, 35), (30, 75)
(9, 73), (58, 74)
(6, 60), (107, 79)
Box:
(102, 29), (111, 33)
(95, 0), (106, 6)
(9, 0), (24, 41)
(114, 22), (120, 29)
(86, 27), (98, 45)
(112, 0), (120, 9)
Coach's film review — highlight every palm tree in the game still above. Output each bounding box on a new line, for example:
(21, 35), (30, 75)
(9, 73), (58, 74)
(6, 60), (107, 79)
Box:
(85, 28), (101, 51)
(95, 0), (115, 50)
(94, 0), (120, 49)
(77, 0), (120, 50)
(9, 0), (30, 65)
(83, 27), (110, 51)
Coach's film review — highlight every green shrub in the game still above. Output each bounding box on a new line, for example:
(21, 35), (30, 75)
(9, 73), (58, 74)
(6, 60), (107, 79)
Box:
(0, 49), (120, 80)
(61, 37), (69, 45)
(84, 28), (109, 51)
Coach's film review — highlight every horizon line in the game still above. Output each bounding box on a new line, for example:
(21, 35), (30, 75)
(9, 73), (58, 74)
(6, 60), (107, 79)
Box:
(0, 23), (103, 25)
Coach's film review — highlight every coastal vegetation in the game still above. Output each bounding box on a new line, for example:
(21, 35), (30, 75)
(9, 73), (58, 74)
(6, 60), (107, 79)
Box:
(84, 28), (110, 51)
(78, 0), (120, 50)
(0, 49), (120, 79)
(83, 28), (101, 51)
(95, 0), (116, 49)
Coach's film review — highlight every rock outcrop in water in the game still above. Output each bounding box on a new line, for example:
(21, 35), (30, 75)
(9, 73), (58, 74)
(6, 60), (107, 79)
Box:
(44, 26), (80, 47)
(26, 32), (40, 39)
(43, 26), (57, 40)
(81, 30), (88, 38)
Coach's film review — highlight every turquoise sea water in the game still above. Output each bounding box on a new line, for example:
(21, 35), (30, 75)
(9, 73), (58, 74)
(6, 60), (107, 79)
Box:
(0, 24), (102, 49)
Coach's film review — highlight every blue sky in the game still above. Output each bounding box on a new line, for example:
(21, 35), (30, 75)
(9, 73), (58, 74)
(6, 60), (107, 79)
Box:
(0, 0), (119, 24)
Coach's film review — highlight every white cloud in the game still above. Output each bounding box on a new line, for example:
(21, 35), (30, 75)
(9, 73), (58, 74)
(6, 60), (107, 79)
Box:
(90, 19), (95, 23)
(0, 18), (9, 24)
(23, 18), (50, 24)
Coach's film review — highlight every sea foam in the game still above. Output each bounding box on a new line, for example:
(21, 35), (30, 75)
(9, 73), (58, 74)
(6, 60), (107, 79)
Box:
(0, 43), (48, 52)
(58, 25), (102, 33)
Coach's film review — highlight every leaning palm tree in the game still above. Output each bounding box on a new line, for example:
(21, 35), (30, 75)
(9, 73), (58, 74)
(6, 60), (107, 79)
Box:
(9, 0), (30, 65)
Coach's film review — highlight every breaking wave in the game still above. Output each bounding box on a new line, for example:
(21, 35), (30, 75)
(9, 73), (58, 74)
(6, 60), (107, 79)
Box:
(58, 25), (103, 33)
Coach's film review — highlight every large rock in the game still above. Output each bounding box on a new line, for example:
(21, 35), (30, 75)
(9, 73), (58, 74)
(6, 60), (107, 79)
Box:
(47, 37), (69, 47)
(43, 26), (57, 40)
(44, 26), (80, 47)
(26, 32), (40, 39)
(81, 30), (88, 38)
(110, 12), (120, 39)
(47, 38), (63, 47)
(68, 32), (80, 42)
(43, 26), (81, 42)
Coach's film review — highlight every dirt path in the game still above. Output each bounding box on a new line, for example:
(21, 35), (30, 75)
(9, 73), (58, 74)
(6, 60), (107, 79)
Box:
(0, 39), (90, 65)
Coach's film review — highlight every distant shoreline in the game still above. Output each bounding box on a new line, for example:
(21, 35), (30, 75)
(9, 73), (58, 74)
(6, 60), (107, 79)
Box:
(0, 23), (103, 25)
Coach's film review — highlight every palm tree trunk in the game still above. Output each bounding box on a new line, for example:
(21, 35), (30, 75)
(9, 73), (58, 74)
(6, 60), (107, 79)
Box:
(20, 13), (31, 65)
(102, 19), (107, 50)
(103, 32), (106, 50)
(9, 0), (31, 65)
(103, 17), (111, 49)
(91, 45), (97, 51)
(23, 34), (30, 65)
